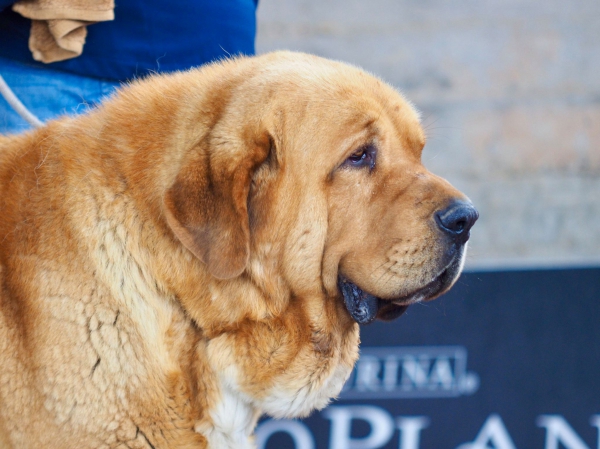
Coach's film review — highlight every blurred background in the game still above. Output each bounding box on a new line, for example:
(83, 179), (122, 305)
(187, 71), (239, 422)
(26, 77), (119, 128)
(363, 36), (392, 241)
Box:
(256, 0), (600, 270)
(254, 1), (600, 448)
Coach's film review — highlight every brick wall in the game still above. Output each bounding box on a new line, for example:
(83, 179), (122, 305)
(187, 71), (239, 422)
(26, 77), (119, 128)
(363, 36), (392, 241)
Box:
(256, 0), (600, 269)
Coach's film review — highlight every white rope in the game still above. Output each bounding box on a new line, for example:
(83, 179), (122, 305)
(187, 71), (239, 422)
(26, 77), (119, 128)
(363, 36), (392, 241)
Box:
(0, 74), (44, 127)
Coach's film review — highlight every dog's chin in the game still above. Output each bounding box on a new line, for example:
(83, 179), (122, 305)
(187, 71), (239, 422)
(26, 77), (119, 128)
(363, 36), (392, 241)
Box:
(338, 254), (465, 325)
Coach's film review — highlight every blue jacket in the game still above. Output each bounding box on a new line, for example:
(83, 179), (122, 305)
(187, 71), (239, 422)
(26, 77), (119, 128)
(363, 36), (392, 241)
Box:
(0, 0), (257, 81)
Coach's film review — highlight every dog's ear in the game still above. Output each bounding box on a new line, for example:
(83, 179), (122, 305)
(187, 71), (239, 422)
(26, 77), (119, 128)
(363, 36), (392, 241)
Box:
(163, 132), (270, 279)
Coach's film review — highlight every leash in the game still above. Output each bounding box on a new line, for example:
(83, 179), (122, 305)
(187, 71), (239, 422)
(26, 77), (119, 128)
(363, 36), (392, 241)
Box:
(0, 74), (44, 128)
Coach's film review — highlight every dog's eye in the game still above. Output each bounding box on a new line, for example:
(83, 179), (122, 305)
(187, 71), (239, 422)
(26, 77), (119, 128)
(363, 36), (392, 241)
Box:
(343, 144), (376, 170)
(349, 149), (367, 162)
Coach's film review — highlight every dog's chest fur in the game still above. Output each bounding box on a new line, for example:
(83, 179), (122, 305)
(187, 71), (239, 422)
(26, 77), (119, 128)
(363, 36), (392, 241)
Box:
(198, 343), (354, 449)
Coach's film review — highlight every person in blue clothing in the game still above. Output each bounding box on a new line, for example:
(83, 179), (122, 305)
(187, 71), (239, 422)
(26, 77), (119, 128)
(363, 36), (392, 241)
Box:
(0, 0), (258, 134)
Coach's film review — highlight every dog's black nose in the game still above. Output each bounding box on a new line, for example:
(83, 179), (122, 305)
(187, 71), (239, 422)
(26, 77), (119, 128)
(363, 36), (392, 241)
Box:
(435, 201), (479, 244)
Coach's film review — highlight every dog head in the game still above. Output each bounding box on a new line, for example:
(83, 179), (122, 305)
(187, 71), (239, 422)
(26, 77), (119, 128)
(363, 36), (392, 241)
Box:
(161, 52), (477, 325)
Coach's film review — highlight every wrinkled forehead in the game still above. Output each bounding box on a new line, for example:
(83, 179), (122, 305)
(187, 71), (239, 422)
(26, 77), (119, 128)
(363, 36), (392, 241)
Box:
(253, 56), (426, 159)
(303, 76), (426, 154)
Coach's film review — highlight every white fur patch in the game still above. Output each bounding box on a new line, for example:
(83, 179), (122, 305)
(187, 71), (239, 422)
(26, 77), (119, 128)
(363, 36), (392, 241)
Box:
(200, 335), (354, 446)
(196, 380), (258, 449)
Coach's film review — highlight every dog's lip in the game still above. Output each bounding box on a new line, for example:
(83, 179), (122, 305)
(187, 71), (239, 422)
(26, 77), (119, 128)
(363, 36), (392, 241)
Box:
(388, 264), (453, 306)
(337, 263), (454, 325)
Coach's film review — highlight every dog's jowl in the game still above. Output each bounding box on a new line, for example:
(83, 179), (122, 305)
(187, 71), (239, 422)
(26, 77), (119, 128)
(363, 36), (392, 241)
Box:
(0, 52), (476, 449)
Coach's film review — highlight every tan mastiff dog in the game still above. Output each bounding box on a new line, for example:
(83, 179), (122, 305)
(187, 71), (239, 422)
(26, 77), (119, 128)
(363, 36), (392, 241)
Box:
(0, 52), (477, 448)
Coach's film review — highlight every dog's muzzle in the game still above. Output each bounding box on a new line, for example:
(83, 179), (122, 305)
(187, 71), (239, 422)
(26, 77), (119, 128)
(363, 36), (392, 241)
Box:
(338, 201), (478, 325)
